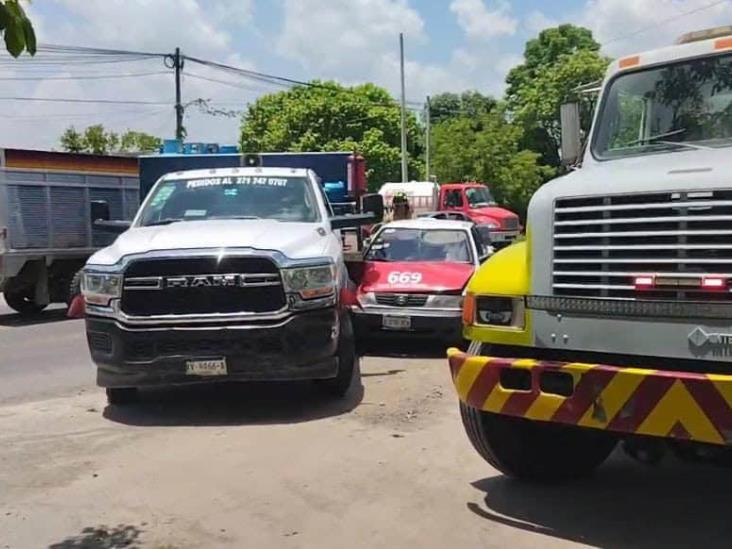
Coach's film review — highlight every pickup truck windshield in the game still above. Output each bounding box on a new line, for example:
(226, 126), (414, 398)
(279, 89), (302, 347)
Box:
(594, 53), (732, 159)
(465, 186), (494, 207)
(139, 175), (319, 226)
(366, 228), (472, 263)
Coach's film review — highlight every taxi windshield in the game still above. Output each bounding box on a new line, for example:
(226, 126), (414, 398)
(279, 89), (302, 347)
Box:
(365, 227), (472, 263)
(138, 175), (319, 226)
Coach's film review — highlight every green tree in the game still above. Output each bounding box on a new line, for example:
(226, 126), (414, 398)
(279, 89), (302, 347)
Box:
(59, 125), (162, 154)
(430, 91), (497, 124)
(505, 25), (609, 166)
(240, 81), (424, 189)
(431, 108), (554, 215)
(0, 0), (35, 57)
(59, 127), (84, 153)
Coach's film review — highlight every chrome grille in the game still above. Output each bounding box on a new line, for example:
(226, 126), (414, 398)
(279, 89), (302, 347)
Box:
(553, 190), (732, 301)
(375, 293), (428, 307)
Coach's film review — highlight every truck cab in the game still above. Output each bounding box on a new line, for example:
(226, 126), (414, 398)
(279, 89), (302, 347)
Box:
(438, 183), (520, 246)
(450, 27), (732, 480)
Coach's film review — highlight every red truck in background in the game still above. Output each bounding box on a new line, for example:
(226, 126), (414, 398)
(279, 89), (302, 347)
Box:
(378, 181), (521, 248)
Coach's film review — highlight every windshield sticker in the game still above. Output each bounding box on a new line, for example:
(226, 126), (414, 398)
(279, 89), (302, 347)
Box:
(186, 176), (289, 189)
(383, 228), (396, 234)
(184, 209), (207, 217)
(150, 185), (175, 206)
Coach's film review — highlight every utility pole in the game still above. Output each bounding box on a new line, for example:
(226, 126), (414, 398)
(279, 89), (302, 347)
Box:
(425, 95), (431, 181)
(174, 47), (184, 142)
(399, 33), (408, 183)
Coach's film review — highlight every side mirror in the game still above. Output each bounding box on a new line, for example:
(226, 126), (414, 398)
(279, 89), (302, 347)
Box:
(560, 102), (581, 166)
(90, 200), (110, 223)
(361, 193), (384, 224)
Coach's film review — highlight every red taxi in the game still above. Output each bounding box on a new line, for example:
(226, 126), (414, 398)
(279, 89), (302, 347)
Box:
(352, 219), (489, 343)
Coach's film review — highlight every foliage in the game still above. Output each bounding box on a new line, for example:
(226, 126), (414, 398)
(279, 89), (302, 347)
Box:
(240, 81), (424, 189)
(430, 91), (497, 124)
(505, 24), (609, 166)
(59, 125), (162, 154)
(0, 0), (35, 57)
(431, 108), (554, 215)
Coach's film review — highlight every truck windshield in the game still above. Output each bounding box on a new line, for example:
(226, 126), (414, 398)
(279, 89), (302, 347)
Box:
(593, 53), (732, 159)
(138, 175), (319, 226)
(365, 228), (472, 263)
(465, 186), (494, 207)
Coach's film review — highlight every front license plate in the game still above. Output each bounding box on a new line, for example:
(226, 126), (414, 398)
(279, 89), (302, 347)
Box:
(186, 358), (227, 376)
(382, 315), (411, 330)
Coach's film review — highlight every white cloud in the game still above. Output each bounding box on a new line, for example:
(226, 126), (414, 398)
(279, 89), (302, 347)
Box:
(449, 0), (517, 41)
(524, 10), (559, 34)
(580, 0), (732, 56)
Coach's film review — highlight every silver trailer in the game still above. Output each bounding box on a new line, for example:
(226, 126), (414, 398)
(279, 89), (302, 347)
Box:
(0, 150), (139, 314)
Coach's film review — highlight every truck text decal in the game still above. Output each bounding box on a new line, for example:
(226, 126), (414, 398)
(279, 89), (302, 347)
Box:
(186, 176), (289, 189)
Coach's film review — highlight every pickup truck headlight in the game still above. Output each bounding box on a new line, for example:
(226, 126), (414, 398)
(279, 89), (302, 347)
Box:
(81, 272), (122, 306)
(282, 264), (336, 300)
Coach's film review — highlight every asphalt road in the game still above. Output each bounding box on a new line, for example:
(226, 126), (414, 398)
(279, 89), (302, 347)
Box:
(0, 297), (94, 404)
(1, 297), (731, 548)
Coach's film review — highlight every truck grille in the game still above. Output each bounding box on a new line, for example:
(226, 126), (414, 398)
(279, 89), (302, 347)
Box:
(375, 293), (428, 307)
(553, 190), (732, 301)
(121, 256), (285, 316)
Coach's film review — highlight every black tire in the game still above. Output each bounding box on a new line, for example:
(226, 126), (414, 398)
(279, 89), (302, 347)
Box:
(318, 314), (358, 398)
(106, 387), (138, 406)
(3, 288), (46, 315)
(460, 402), (617, 482)
(67, 269), (83, 307)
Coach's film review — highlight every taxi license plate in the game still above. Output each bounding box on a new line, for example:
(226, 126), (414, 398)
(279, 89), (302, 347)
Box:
(186, 358), (227, 376)
(382, 315), (411, 330)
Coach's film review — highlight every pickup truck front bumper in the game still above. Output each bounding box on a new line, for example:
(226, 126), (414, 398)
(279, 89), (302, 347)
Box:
(86, 308), (340, 388)
(448, 347), (732, 447)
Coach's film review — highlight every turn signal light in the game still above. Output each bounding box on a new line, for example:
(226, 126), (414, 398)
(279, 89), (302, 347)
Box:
(462, 293), (476, 326)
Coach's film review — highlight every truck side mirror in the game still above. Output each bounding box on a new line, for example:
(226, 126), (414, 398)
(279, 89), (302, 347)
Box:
(361, 193), (384, 223)
(560, 102), (582, 166)
(90, 200), (110, 223)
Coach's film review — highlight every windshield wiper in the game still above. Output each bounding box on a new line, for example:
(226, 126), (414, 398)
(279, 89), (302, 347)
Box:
(627, 128), (686, 146)
(208, 215), (262, 220)
(651, 140), (713, 151)
(144, 218), (185, 227)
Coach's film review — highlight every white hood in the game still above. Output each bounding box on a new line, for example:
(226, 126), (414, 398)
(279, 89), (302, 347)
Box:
(88, 219), (333, 266)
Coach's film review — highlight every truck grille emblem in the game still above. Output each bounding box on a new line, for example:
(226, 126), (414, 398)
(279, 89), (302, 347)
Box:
(123, 273), (281, 290)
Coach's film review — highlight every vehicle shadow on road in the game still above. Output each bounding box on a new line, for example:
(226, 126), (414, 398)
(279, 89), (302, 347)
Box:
(468, 452), (732, 548)
(0, 307), (71, 327)
(48, 523), (143, 549)
(103, 376), (364, 428)
(362, 339), (453, 359)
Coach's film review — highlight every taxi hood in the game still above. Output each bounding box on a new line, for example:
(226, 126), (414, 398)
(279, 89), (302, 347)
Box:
(359, 261), (475, 293)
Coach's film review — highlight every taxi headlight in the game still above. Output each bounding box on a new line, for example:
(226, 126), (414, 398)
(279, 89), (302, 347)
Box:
(81, 272), (122, 306)
(476, 296), (525, 328)
(282, 264), (336, 300)
(430, 294), (463, 309)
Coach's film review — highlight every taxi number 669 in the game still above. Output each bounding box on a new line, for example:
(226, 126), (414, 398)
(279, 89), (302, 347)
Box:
(388, 271), (422, 285)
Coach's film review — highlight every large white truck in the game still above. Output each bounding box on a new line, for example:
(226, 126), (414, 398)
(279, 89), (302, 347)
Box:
(450, 27), (732, 480)
(80, 166), (382, 405)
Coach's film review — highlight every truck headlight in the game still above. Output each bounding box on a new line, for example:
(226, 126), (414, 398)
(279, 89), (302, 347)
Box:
(81, 272), (122, 306)
(475, 296), (525, 328)
(282, 264), (336, 300)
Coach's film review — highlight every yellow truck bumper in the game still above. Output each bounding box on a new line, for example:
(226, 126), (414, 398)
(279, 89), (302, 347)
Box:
(448, 348), (732, 447)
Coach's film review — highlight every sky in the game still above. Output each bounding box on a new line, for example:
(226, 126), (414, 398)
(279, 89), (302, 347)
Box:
(1, 0), (731, 150)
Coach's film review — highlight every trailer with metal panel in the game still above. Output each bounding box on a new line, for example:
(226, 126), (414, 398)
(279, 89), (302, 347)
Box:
(0, 149), (139, 314)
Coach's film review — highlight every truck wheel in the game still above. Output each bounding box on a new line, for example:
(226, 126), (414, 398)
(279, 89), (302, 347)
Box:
(105, 387), (138, 406)
(67, 269), (83, 307)
(460, 402), (616, 482)
(318, 314), (358, 398)
(3, 288), (46, 315)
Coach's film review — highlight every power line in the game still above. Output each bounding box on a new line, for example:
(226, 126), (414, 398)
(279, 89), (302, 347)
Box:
(0, 97), (170, 105)
(602, 0), (728, 47)
(0, 71), (169, 81)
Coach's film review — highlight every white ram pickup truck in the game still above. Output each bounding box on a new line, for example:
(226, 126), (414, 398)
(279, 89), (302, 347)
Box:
(80, 167), (380, 405)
